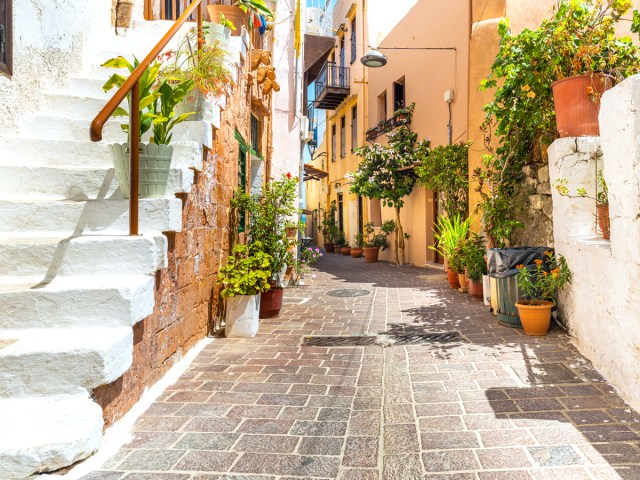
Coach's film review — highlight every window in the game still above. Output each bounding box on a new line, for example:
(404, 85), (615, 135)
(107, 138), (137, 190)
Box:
(250, 115), (260, 153)
(340, 116), (346, 158)
(339, 36), (345, 69)
(350, 16), (357, 64)
(393, 78), (405, 111)
(378, 91), (387, 122)
(0, 0), (12, 76)
(351, 105), (358, 151)
(331, 124), (337, 162)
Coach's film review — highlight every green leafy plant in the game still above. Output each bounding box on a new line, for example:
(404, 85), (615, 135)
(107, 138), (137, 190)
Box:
(102, 55), (195, 144)
(352, 105), (428, 265)
(319, 203), (339, 243)
(462, 233), (487, 282)
(416, 142), (469, 219)
(354, 233), (365, 249)
(217, 243), (272, 298)
(363, 221), (395, 250)
(234, 173), (299, 283)
(334, 231), (346, 247)
(429, 215), (471, 262)
(159, 28), (233, 99)
(554, 170), (608, 206)
(516, 251), (571, 305)
(219, 13), (237, 30)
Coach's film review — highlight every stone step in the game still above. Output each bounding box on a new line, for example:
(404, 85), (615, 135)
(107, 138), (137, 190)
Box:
(0, 274), (154, 329)
(0, 393), (103, 478)
(0, 164), (193, 200)
(0, 196), (183, 234)
(0, 233), (167, 278)
(0, 138), (204, 171)
(44, 93), (128, 121)
(19, 114), (213, 150)
(0, 327), (133, 396)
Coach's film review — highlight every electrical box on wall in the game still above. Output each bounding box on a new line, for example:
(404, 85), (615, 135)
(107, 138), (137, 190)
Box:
(444, 89), (455, 103)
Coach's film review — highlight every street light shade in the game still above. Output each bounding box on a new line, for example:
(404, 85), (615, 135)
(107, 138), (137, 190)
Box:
(360, 49), (388, 68)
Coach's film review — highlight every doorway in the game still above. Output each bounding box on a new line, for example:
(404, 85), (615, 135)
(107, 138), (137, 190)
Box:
(337, 193), (344, 233)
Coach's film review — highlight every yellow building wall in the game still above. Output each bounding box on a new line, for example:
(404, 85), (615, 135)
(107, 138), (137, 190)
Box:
(366, 0), (471, 266)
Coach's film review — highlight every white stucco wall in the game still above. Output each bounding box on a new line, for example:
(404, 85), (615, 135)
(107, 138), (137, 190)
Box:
(549, 75), (640, 411)
(0, 0), (112, 133)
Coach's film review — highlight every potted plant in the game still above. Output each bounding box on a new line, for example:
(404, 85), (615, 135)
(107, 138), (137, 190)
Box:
(160, 29), (233, 121)
(392, 103), (414, 125)
(430, 215), (471, 289)
(285, 220), (299, 239)
(363, 221), (394, 263)
(207, 0), (273, 37)
(334, 231), (346, 254)
(554, 170), (609, 239)
(102, 55), (195, 198)
(320, 204), (338, 252)
(463, 233), (487, 299)
(217, 243), (272, 337)
(341, 242), (351, 256)
(234, 173), (298, 319)
(351, 233), (364, 258)
(449, 244), (467, 293)
(206, 14), (236, 47)
(515, 251), (571, 336)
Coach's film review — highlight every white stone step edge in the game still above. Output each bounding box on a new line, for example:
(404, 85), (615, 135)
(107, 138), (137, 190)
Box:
(0, 233), (167, 278)
(0, 274), (155, 329)
(0, 327), (134, 397)
(0, 197), (183, 235)
(0, 393), (103, 478)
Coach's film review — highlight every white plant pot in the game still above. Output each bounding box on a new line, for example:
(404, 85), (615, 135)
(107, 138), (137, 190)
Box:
(225, 294), (260, 338)
(108, 143), (173, 198)
(205, 21), (232, 47)
(482, 274), (491, 306)
(175, 90), (204, 121)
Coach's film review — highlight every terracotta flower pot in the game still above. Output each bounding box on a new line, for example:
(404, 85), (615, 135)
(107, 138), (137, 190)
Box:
(515, 300), (554, 336)
(446, 268), (460, 289)
(351, 247), (363, 258)
(286, 226), (298, 238)
(363, 247), (380, 263)
(259, 287), (284, 319)
(457, 273), (468, 293)
(597, 203), (610, 239)
(551, 73), (613, 137)
(341, 246), (351, 255)
(206, 5), (247, 36)
(333, 246), (344, 254)
(468, 278), (483, 299)
(324, 243), (334, 253)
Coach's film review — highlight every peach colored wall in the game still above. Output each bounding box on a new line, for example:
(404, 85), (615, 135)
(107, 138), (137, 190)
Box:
(367, 0), (470, 266)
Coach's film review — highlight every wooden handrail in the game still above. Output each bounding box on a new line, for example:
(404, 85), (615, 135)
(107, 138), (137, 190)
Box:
(91, 0), (204, 235)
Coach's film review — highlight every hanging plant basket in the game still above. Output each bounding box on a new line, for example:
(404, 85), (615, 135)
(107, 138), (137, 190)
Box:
(175, 91), (204, 121)
(109, 143), (173, 198)
(551, 73), (613, 138)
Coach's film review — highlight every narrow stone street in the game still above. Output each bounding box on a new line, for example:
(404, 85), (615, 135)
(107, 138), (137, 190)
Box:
(81, 253), (640, 480)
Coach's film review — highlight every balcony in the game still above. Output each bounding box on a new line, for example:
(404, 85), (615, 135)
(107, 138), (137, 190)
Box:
(365, 111), (411, 142)
(315, 62), (350, 110)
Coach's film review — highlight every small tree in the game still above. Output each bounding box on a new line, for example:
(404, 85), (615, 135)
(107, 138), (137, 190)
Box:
(351, 112), (428, 265)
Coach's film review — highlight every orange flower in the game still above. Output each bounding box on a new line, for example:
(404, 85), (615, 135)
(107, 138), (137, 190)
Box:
(516, 264), (525, 270)
(544, 251), (553, 257)
(527, 91), (536, 99)
(543, 271), (549, 277)
(534, 259), (543, 266)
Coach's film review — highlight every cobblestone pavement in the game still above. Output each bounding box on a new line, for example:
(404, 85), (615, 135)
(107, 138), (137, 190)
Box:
(82, 252), (640, 480)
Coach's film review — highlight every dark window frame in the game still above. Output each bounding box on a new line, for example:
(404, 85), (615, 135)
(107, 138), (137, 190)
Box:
(0, 0), (13, 76)
(340, 116), (346, 158)
(350, 16), (357, 64)
(339, 36), (345, 69)
(351, 105), (357, 152)
(393, 78), (406, 111)
(250, 114), (260, 154)
(331, 124), (337, 162)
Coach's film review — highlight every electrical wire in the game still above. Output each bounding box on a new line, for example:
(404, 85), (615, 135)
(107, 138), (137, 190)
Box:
(471, 0), (491, 38)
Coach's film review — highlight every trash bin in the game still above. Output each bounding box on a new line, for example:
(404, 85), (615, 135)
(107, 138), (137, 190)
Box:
(487, 247), (550, 328)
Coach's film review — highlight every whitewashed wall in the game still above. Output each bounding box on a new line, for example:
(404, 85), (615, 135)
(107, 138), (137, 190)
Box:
(0, 0), (112, 133)
(549, 75), (640, 411)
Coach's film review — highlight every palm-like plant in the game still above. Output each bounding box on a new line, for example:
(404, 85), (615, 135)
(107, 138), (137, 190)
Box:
(430, 215), (471, 262)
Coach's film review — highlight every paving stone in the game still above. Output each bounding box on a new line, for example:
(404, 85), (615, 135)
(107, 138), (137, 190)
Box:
(174, 433), (239, 450)
(236, 419), (294, 434)
(422, 449), (480, 472)
(118, 449), (186, 471)
(528, 445), (584, 467)
(420, 431), (480, 450)
(477, 472), (533, 480)
(336, 468), (379, 480)
(231, 453), (340, 477)
(347, 410), (381, 435)
(384, 424), (420, 454)
(383, 404), (415, 424)
(122, 474), (190, 480)
(298, 436), (344, 455)
(133, 416), (188, 432)
(183, 417), (242, 432)
(172, 450), (238, 472)
(233, 434), (299, 453)
(79, 473), (124, 480)
(479, 429), (536, 447)
(124, 432), (182, 449)
(382, 454), (424, 480)
(476, 447), (532, 469)
(420, 415), (466, 432)
(342, 436), (378, 467)
(225, 405), (282, 419)
(318, 408), (351, 421)
(290, 420), (348, 436)
(176, 403), (232, 417)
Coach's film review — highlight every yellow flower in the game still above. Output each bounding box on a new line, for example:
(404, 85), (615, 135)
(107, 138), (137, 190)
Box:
(521, 85), (531, 92)
(527, 91), (536, 99)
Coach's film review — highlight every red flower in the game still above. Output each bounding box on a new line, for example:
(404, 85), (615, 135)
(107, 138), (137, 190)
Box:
(286, 172), (291, 179)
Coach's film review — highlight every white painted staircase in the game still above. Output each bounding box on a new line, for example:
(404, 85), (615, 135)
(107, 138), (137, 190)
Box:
(0, 22), (222, 478)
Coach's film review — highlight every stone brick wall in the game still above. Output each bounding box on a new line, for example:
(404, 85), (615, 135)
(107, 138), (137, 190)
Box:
(93, 61), (254, 427)
(521, 163), (554, 248)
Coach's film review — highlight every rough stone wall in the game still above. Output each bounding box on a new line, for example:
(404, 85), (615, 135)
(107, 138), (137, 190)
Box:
(520, 163), (554, 247)
(94, 62), (252, 428)
(549, 75), (640, 411)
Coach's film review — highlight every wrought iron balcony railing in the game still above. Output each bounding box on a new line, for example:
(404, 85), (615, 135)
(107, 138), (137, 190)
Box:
(314, 62), (350, 110)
